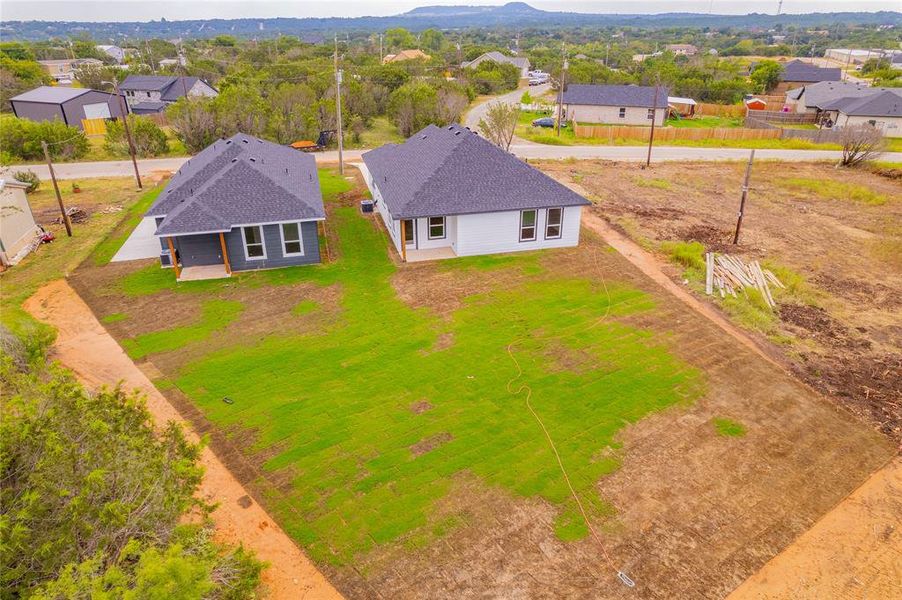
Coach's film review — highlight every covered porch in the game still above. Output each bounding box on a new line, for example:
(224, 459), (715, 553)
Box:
(165, 232), (233, 282)
(398, 215), (458, 263)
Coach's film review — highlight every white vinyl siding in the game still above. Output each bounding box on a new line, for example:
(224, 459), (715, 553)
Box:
(280, 222), (304, 256)
(241, 225), (267, 260)
(566, 104), (666, 126)
(456, 207), (582, 257)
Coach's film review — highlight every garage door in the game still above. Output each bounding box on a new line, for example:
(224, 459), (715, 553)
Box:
(83, 102), (111, 119)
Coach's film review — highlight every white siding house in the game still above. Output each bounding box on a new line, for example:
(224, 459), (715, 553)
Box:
(562, 84), (669, 126)
(360, 125), (590, 261)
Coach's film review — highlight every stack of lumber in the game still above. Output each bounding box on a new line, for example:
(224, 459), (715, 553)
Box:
(705, 253), (784, 308)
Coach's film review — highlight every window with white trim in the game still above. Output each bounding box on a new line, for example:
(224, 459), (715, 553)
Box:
(520, 209), (537, 242)
(545, 207), (563, 239)
(618, 107), (626, 118)
(280, 222), (304, 256)
(242, 226), (266, 260)
(428, 216), (446, 239)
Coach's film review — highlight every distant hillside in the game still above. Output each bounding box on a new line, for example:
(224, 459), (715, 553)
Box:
(2, 2), (900, 41)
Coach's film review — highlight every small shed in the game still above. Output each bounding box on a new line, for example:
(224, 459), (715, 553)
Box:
(10, 86), (126, 130)
(0, 179), (40, 267)
(745, 97), (767, 111)
(668, 96), (697, 118)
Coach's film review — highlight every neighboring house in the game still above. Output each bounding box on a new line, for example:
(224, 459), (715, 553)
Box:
(786, 81), (902, 115)
(360, 124), (590, 261)
(382, 49), (431, 64)
(666, 44), (698, 56)
(632, 51), (663, 62)
(37, 58), (103, 82)
(10, 86), (126, 130)
(146, 133), (324, 281)
(823, 91), (902, 137)
(0, 179), (40, 267)
(773, 59), (842, 93)
(159, 57), (187, 68)
(561, 84), (669, 126)
(96, 44), (125, 63)
(461, 51), (531, 78)
(119, 75), (218, 113)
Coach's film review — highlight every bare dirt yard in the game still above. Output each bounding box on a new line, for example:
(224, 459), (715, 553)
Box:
(540, 160), (902, 442)
(64, 168), (896, 599)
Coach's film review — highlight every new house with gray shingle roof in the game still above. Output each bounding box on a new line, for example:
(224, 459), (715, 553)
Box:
(786, 81), (902, 136)
(360, 124), (590, 261)
(146, 133), (324, 280)
(561, 84), (669, 126)
(120, 75), (217, 113)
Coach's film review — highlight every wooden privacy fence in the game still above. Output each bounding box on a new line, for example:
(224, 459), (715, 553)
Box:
(81, 118), (108, 136)
(695, 103), (747, 118)
(745, 111), (816, 125)
(572, 123), (781, 142)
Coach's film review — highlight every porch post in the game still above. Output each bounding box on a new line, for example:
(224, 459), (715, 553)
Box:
(219, 232), (231, 274)
(166, 236), (180, 279)
(399, 219), (407, 262)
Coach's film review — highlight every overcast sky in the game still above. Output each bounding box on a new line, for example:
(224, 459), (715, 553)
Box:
(2, 0), (898, 22)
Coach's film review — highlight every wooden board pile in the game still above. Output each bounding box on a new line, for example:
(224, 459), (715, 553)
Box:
(705, 253), (784, 308)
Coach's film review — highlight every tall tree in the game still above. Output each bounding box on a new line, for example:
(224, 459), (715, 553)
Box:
(477, 101), (520, 152)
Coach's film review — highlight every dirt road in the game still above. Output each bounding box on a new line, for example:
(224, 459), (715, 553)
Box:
(24, 280), (343, 600)
(730, 458), (902, 600)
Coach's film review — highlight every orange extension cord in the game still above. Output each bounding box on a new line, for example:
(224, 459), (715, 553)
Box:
(505, 245), (636, 589)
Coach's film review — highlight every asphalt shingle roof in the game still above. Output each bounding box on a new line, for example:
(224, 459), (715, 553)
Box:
(362, 124), (590, 220)
(121, 75), (210, 101)
(562, 84), (670, 108)
(781, 59), (842, 83)
(130, 101), (168, 112)
(148, 133), (324, 236)
(10, 86), (93, 104)
(824, 90), (902, 118)
(792, 81), (902, 110)
(462, 51), (529, 70)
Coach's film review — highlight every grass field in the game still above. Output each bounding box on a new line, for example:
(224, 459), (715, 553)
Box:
(0, 178), (149, 341)
(90, 171), (702, 564)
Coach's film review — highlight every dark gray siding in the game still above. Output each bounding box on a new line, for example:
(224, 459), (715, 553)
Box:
(61, 91), (126, 127)
(10, 91), (125, 130)
(10, 101), (66, 125)
(172, 234), (223, 267)
(225, 221), (320, 271)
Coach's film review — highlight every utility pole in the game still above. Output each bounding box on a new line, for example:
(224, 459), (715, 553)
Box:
(605, 42), (610, 67)
(556, 44), (568, 137)
(379, 33), (384, 62)
(334, 35), (344, 175)
(41, 141), (72, 237)
(732, 150), (755, 245)
(104, 80), (142, 189)
(645, 83), (660, 168)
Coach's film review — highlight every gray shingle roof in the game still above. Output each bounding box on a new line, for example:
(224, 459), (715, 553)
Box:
(10, 86), (93, 104)
(362, 124), (590, 220)
(462, 51), (529, 70)
(148, 133), (324, 236)
(562, 84), (669, 108)
(781, 59), (841, 83)
(795, 81), (902, 110)
(826, 91), (902, 118)
(130, 101), (167, 113)
(121, 75), (211, 101)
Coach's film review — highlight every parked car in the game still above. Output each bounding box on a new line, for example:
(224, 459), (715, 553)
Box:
(532, 117), (557, 128)
(528, 78), (546, 86)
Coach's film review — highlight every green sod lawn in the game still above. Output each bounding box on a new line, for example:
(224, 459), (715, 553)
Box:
(112, 171), (703, 565)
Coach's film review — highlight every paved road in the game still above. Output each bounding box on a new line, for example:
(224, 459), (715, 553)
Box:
(464, 83), (552, 132)
(9, 145), (901, 180)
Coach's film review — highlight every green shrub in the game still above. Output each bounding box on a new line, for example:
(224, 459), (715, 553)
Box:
(12, 169), (40, 193)
(104, 115), (169, 157)
(0, 115), (89, 161)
